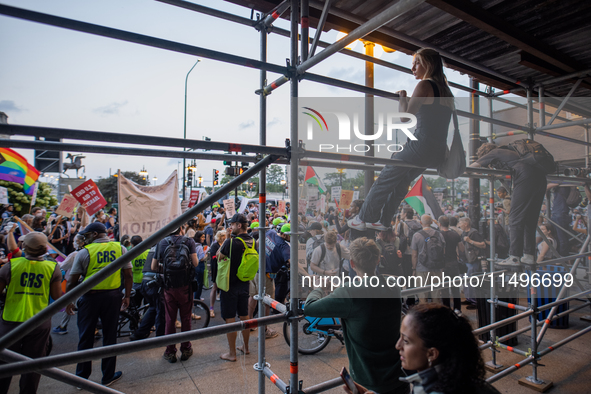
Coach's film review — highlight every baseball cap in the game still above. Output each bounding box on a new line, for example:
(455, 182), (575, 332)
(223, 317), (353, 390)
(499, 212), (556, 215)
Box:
(272, 218), (285, 226)
(250, 222), (260, 229)
(280, 223), (291, 234)
(21, 232), (48, 256)
(79, 222), (107, 235)
(307, 222), (322, 231)
(229, 213), (248, 224)
(211, 218), (216, 224)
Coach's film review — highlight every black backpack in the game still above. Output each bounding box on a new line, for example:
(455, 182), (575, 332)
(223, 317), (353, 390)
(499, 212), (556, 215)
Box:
(463, 229), (481, 264)
(379, 240), (401, 274)
(566, 187), (582, 208)
(494, 224), (510, 258)
(400, 220), (422, 253)
(418, 230), (445, 270)
(507, 139), (556, 174)
(161, 236), (194, 289)
(306, 235), (325, 268)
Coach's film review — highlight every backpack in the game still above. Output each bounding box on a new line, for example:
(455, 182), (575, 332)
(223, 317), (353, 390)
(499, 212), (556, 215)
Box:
(235, 237), (259, 282)
(318, 243), (344, 275)
(507, 139), (556, 174)
(306, 235), (325, 270)
(566, 186), (582, 208)
(162, 236), (194, 289)
(417, 230), (445, 270)
(400, 220), (422, 253)
(463, 229), (481, 264)
(379, 240), (401, 274)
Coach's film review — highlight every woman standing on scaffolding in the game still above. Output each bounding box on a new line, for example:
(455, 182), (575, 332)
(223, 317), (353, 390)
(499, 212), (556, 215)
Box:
(349, 48), (455, 231)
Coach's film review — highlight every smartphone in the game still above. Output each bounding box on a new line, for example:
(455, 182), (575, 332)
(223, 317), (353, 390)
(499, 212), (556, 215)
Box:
(340, 367), (358, 394)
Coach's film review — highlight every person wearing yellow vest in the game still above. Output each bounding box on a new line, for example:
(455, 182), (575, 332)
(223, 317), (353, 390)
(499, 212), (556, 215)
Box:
(130, 235), (149, 307)
(0, 232), (62, 394)
(66, 222), (132, 388)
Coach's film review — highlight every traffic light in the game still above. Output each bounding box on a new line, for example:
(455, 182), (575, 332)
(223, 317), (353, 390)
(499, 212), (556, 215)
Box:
(223, 151), (232, 166)
(239, 167), (244, 175)
(213, 169), (219, 186)
(187, 168), (193, 183)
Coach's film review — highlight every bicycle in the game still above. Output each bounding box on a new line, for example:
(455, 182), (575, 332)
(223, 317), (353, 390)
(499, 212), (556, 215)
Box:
(282, 300), (344, 355)
(117, 290), (211, 337)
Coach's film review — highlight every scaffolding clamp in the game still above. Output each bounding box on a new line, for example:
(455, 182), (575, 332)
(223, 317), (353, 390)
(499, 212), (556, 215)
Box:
(286, 139), (292, 161)
(253, 361), (270, 372)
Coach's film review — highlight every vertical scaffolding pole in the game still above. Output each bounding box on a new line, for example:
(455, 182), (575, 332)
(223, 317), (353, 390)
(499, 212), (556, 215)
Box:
(301, 0), (309, 61)
(289, 1), (300, 393)
(469, 78), (481, 223)
(364, 41), (375, 196)
(488, 176), (502, 369)
(527, 87), (535, 140)
(538, 87), (545, 129)
(258, 21), (268, 394)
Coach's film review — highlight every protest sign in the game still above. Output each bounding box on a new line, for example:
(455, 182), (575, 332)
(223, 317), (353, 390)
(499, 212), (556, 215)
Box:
(331, 186), (342, 202)
(118, 171), (181, 240)
(55, 194), (78, 218)
(339, 190), (354, 210)
(352, 190), (360, 201)
(0, 187), (7, 204)
(223, 199), (236, 218)
(277, 200), (286, 215)
(188, 190), (200, 208)
(71, 179), (107, 216)
(298, 199), (307, 213)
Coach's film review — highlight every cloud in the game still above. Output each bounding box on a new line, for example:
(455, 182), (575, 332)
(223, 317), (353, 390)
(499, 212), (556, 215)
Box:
(239, 120), (254, 129)
(93, 101), (128, 116)
(267, 117), (281, 127)
(0, 100), (24, 113)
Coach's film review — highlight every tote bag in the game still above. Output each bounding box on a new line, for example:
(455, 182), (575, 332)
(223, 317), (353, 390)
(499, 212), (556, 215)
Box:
(437, 111), (466, 179)
(216, 239), (232, 292)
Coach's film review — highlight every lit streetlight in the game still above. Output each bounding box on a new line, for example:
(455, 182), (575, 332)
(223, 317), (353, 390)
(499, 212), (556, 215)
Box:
(153, 176), (158, 186)
(183, 59), (201, 200)
(139, 165), (148, 182)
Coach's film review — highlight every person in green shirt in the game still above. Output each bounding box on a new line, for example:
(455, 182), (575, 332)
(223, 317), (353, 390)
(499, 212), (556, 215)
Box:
(304, 237), (408, 394)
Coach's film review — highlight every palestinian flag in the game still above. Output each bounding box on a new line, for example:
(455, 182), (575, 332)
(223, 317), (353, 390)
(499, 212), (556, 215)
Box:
(304, 166), (326, 193)
(404, 176), (444, 219)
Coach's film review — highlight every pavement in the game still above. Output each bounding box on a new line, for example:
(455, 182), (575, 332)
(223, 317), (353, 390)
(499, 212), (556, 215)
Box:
(6, 286), (591, 394)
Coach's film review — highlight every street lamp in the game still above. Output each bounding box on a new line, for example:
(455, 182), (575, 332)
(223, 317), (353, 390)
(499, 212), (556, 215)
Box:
(280, 179), (286, 199)
(198, 174), (203, 187)
(139, 165), (148, 181)
(183, 58), (201, 200)
(153, 176), (158, 186)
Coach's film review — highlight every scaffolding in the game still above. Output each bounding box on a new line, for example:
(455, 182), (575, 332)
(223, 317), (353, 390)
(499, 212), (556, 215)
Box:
(1, 1), (591, 393)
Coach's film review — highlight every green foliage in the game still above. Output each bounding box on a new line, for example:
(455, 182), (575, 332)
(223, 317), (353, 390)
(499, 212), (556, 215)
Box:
(0, 180), (58, 215)
(96, 172), (150, 205)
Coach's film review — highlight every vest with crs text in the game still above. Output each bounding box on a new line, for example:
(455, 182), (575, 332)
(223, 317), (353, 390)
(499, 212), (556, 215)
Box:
(3, 257), (57, 323)
(131, 250), (150, 284)
(83, 242), (123, 290)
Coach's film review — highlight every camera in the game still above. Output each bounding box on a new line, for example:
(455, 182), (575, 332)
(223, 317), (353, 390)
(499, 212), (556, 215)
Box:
(563, 167), (591, 177)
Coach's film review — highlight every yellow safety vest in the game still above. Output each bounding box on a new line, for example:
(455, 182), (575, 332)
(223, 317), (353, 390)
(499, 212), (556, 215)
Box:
(83, 242), (123, 290)
(131, 250), (149, 284)
(3, 257), (57, 323)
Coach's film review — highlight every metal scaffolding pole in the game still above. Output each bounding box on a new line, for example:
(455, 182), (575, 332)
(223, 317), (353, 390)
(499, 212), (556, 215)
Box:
(0, 314), (288, 378)
(289, 2), (300, 394)
(0, 154), (279, 351)
(296, 0), (426, 75)
(257, 21), (269, 394)
(487, 176), (502, 369)
(0, 350), (124, 394)
(546, 79), (582, 126)
(364, 41), (375, 196)
(527, 87), (535, 140)
(536, 117), (591, 131)
(308, 0), (332, 58)
(469, 78), (481, 224)
(0, 124), (286, 156)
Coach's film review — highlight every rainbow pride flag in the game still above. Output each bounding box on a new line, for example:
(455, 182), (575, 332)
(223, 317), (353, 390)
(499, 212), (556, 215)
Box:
(0, 148), (40, 195)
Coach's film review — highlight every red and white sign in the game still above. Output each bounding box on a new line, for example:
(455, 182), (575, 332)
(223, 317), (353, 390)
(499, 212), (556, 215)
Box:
(188, 190), (200, 208)
(223, 199), (236, 218)
(55, 194), (79, 218)
(71, 179), (107, 216)
(298, 199), (307, 213)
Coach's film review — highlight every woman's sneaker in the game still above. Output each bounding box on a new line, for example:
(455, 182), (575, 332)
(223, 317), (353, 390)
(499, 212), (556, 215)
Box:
(52, 326), (68, 335)
(520, 254), (535, 265)
(366, 222), (389, 231)
(497, 255), (521, 267)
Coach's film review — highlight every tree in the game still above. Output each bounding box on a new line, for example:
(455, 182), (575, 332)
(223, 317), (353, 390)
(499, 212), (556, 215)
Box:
(0, 180), (58, 215)
(96, 172), (150, 205)
(266, 165), (286, 193)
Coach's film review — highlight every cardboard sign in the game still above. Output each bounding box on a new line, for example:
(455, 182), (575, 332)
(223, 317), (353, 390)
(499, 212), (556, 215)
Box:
(331, 186), (342, 202)
(352, 191), (360, 201)
(298, 199), (307, 213)
(308, 196), (319, 210)
(29, 183), (39, 206)
(319, 195), (326, 213)
(55, 194), (79, 218)
(339, 190), (354, 210)
(188, 190), (200, 208)
(277, 200), (286, 215)
(71, 179), (107, 216)
(223, 199), (236, 218)
(0, 187), (7, 205)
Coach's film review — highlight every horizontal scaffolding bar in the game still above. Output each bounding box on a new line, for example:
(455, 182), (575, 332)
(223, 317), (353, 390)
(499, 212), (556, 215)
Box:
(538, 325), (591, 357)
(473, 310), (535, 336)
(0, 4), (288, 74)
(479, 301), (591, 351)
(301, 72), (399, 98)
(535, 68), (591, 88)
(263, 366), (288, 393)
(0, 154), (278, 352)
(536, 117), (591, 131)
(0, 313), (288, 379)
(0, 139), (263, 163)
(486, 356), (535, 383)
(0, 124), (287, 156)
(0, 349), (124, 394)
(536, 288), (591, 312)
(489, 299), (529, 312)
(302, 377), (343, 394)
(456, 109), (530, 132)
(495, 342), (528, 357)
(260, 295), (288, 314)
